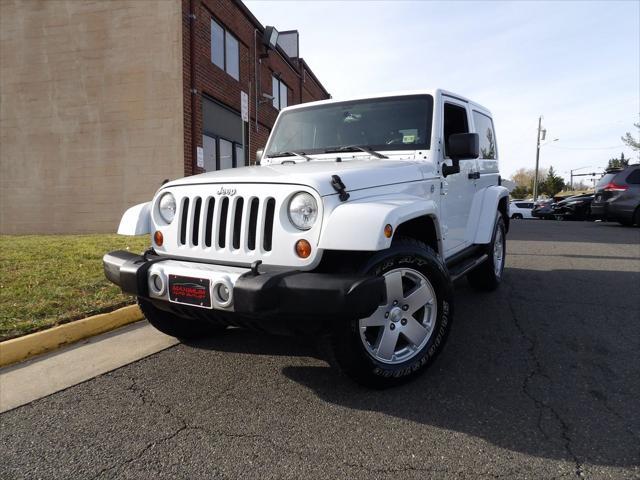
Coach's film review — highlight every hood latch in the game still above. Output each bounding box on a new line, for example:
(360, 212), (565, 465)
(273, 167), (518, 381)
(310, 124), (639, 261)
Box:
(331, 175), (350, 202)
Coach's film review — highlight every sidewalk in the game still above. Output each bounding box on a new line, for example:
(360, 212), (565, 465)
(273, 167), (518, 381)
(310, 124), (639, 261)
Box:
(0, 321), (178, 413)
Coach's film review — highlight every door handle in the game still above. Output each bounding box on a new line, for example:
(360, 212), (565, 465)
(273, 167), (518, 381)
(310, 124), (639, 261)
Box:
(468, 171), (480, 180)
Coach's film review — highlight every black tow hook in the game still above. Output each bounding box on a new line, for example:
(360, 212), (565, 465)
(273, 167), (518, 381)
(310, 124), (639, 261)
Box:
(331, 175), (350, 202)
(250, 260), (262, 275)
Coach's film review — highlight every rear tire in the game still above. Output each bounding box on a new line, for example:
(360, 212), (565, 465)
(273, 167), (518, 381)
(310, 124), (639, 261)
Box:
(138, 298), (226, 340)
(467, 214), (506, 292)
(511, 213), (523, 219)
(327, 238), (453, 388)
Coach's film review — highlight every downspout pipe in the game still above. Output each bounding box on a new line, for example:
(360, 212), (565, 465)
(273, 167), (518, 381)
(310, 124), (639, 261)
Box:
(189, 0), (197, 175)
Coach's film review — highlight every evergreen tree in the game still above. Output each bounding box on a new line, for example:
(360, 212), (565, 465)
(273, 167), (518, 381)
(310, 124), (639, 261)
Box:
(621, 123), (640, 152)
(539, 166), (565, 197)
(607, 152), (629, 169)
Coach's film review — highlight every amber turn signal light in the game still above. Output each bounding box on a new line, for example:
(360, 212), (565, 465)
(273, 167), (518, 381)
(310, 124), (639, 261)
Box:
(154, 230), (164, 246)
(295, 239), (312, 258)
(384, 224), (393, 238)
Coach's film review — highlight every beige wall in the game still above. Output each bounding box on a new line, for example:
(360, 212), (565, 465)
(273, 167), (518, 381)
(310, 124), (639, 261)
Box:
(0, 0), (184, 234)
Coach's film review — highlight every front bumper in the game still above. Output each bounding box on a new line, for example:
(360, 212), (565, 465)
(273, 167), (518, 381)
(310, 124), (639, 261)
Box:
(103, 250), (384, 319)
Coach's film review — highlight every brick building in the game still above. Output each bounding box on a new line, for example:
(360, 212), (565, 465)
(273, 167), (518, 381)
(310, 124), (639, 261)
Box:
(0, 0), (329, 234)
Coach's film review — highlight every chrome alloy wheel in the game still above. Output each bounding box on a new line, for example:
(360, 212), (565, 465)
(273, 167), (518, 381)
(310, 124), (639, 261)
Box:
(493, 227), (504, 277)
(358, 268), (437, 364)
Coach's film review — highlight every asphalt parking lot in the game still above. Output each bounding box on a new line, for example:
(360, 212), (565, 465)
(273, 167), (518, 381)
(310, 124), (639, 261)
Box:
(1, 220), (639, 479)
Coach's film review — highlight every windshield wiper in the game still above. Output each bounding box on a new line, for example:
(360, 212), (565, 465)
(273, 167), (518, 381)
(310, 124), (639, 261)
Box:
(323, 145), (388, 159)
(266, 150), (312, 161)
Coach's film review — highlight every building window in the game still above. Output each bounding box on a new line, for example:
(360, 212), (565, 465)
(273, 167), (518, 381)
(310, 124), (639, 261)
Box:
(203, 135), (243, 171)
(225, 32), (239, 80)
(202, 97), (246, 171)
(211, 20), (224, 70)
(211, 19), (239, 81)
(272, 75), (288, 110)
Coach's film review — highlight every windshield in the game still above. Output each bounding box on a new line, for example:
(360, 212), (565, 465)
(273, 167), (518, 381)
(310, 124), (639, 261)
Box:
(266, 95), (434, 157)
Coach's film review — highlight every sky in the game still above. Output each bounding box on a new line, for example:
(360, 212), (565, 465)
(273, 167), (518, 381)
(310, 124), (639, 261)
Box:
(245, 0), (640, 184)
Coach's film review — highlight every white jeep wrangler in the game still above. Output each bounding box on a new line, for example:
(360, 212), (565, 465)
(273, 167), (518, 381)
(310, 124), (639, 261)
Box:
(104, 90), (509, 387)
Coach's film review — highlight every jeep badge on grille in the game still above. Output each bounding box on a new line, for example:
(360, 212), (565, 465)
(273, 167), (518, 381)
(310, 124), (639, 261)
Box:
(217, 186), (236, 196)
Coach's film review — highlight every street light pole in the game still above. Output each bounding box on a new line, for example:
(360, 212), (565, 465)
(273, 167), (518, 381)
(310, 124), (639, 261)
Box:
(533, 116), (542, 201)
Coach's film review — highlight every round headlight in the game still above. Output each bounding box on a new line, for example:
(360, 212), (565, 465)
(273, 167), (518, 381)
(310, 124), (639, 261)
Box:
(158, 193), (176, 223)
(288, 192), (318, 230)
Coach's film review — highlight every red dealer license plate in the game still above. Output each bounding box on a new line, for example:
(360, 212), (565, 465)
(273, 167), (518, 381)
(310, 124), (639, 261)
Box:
(168, 275), (211, 308)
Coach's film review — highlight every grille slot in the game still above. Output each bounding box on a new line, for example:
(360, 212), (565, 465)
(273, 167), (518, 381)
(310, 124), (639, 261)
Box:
(176, 193), (280, 255)
(179, 198), (189, 245)
(192, 197), (202, 246)
(247, 198), (259, 251)
(232, 198), (244, 250)
(204, 198), (215, 247)
(218, 197), (229, 248)
(263, 198), (275, 252)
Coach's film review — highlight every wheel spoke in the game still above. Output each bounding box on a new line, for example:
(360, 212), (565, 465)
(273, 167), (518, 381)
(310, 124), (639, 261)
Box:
(375, 326), (399, 360)
(402, 318), (428, 347)
(404, 284), (433, 314)
(360, 306), (388, 328)
(384, 270), (404, 303)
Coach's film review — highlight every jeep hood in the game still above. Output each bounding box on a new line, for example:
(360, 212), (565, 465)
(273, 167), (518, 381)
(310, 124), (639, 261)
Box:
(163, 160), (426, 196)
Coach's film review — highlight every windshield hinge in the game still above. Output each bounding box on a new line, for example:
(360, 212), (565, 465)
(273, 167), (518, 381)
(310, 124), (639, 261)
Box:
(331, 175), (350, 202)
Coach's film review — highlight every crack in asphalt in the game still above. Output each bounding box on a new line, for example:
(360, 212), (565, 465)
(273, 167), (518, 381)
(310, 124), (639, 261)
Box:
(87, 374), (241, 479)
(87, 375), (515, 479)
(505, 284), (585, 479)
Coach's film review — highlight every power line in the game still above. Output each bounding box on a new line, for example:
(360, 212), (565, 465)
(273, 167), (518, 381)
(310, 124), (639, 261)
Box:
(547, 144), (627, 150)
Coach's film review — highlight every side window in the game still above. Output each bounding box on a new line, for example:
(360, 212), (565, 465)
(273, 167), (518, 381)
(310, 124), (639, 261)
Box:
(443, 103), (469, 157)
(473, 111), (496, 159)
(625, 169), (640, 185)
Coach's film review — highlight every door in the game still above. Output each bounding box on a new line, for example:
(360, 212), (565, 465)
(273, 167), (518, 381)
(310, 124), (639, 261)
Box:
(440, 100), (478, 254)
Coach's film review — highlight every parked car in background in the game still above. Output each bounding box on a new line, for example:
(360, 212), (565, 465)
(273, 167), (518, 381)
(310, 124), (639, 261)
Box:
(591, 165), (640, 226)
(509, 200), (534, 219)
(552, 194), (594, 220)
(532, 198), (555, 220)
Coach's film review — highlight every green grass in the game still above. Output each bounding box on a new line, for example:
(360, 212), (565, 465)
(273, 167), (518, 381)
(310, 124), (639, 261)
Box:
(0, 234), (150, 341)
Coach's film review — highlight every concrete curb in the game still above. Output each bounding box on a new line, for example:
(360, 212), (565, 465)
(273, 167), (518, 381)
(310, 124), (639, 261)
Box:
(0, 305), (144, 367)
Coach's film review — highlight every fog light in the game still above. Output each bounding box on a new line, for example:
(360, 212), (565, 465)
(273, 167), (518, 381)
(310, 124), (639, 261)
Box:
(154, 230), (163, 246)
(216, 283), (230, 303)
(384, 224), (393, 238)
(295, 239), (312, 258)
(149, 272), (165, 295)
(213, 277), (233, 308)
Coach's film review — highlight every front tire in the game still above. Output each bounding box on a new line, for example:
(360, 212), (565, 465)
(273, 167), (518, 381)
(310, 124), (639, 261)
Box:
(138, 298), (226, 340)
(328, 238), (453, 388)
(467, 214), (506, 291)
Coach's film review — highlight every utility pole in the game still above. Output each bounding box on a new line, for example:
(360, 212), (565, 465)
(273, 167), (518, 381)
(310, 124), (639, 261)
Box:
(570, 169), (573, 190)
(533, 116), (542, 201)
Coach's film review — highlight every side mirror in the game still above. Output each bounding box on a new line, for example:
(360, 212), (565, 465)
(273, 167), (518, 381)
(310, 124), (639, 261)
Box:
(442, 133), (479, 177)
(256, 149), (264, 165)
